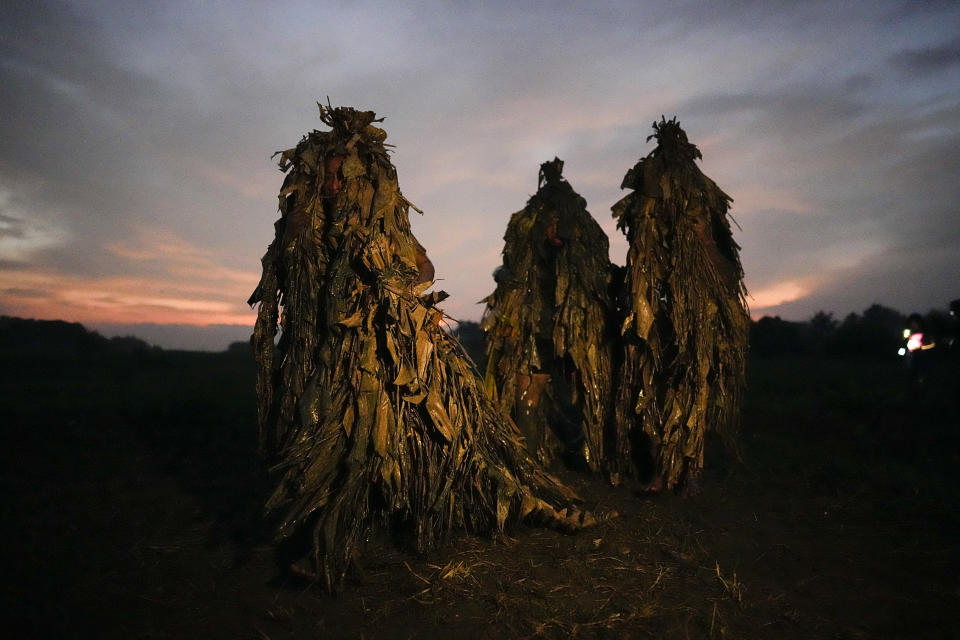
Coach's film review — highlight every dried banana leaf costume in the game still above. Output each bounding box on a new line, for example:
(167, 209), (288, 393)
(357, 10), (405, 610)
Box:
(249, 106), (597, 592)
(482, 159), (613, 471)
(610, 118), (749, 492)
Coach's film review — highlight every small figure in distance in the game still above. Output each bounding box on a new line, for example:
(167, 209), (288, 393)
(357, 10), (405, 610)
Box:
(901, 312), (935, 384)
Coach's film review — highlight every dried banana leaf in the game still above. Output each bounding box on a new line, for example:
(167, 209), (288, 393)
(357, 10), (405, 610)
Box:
(249, 106), (602, 592)
(481, 158), (614, 472)
(610, 117), (749, 492)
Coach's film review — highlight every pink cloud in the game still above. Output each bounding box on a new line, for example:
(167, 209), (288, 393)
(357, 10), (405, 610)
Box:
(748, 277), (820, 316)
(2, 227), (259, 326)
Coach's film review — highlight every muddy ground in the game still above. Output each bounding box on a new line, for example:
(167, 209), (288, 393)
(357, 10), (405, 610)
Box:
(3, 352), (957, 639)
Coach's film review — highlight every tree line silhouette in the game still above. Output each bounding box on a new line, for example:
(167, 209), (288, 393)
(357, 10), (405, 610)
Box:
(0, 316), (156, 359)
(3, 302), (957, 362)
(749, 303), (956, 358)
(453, 301), (958, 363)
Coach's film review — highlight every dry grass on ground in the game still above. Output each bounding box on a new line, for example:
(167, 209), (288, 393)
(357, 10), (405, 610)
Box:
(2, 353), (957, 638)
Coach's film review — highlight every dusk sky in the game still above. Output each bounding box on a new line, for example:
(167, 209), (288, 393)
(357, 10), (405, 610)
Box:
(2, 1), (959, 350)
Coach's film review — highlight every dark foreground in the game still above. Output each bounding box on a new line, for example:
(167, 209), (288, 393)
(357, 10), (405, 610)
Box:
(2, 351), (957, 639)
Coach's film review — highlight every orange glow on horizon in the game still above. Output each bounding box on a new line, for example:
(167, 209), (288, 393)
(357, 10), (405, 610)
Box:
(749, 278), (818, 316)
(1, 225), (260, 326)
(2, 272), (257, 325)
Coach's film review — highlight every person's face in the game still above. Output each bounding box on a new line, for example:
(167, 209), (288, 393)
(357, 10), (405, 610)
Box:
(322, 155), (345, 197)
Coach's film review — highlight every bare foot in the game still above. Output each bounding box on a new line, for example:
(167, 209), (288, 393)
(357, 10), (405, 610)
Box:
(288, 558), (318, 581)
(605, 470), (621, 487)
(678, 474), (702, 498)
(639, 476), (664, 494)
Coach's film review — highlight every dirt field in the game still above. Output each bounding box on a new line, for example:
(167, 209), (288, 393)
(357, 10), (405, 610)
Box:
(3, 351), (957, 639)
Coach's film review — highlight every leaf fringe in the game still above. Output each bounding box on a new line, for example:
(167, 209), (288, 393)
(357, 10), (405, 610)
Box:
(249, 107), (601, 592)
(610, 117), (750, 491)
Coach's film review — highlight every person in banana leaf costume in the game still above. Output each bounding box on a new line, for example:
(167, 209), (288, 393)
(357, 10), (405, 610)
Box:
(610, 117), (749, 494)
(249, 105), (606, 592)
(482, 158), (613, 473)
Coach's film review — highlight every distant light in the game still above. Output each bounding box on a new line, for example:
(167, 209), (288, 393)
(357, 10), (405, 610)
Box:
(898, 347), (906, 356)
(902, 328), (911, 338)
(907, 333), (923, 352)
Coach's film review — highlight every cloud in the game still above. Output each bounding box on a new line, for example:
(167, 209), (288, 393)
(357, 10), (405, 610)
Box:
(756, 239), (958, 320)
(2, 287), (49, 299)
(3, 0), (960, 348)
(749, 278), (820, 313)
(891, 35), (960, 75)
(0, 224), (258, 325)
(0, 268), (256, 325)
(0, 188), (68, 262)
(672, 53), (960, 318)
